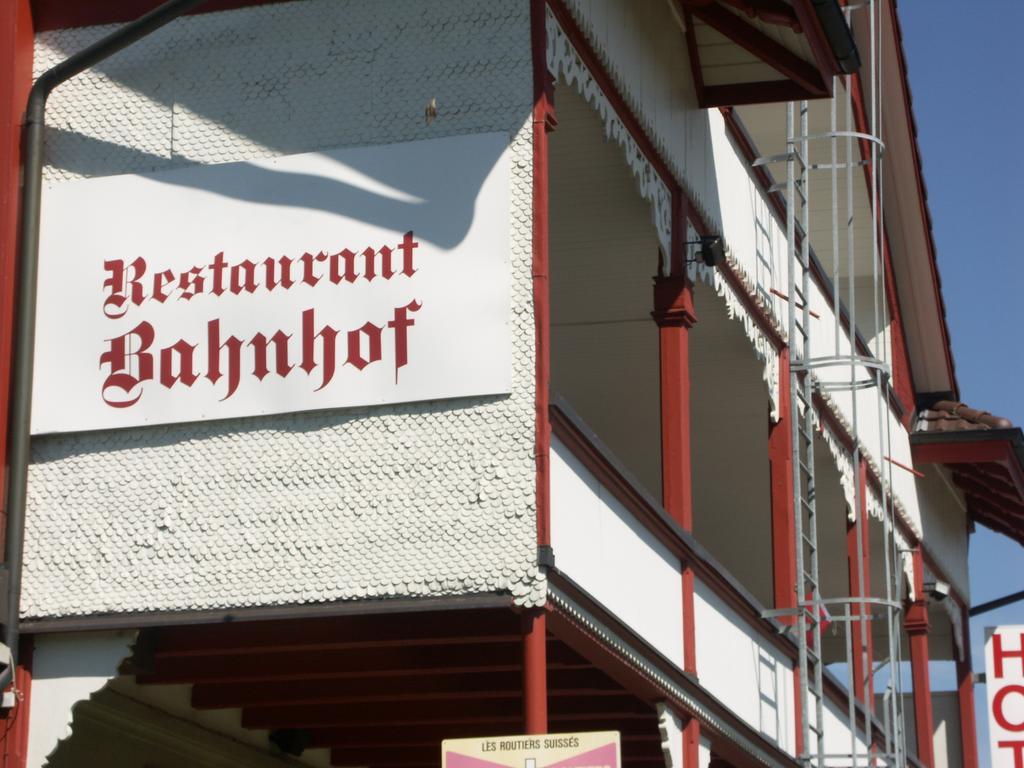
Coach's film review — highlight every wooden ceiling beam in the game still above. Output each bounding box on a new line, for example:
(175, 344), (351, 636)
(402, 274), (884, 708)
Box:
(152, 609), (519, 658)
(700, 80), (821, 108)
(688, 2), (827, 95)
(242, 695), (654, 729)
(308, 721), (659, 749)
(719, 0), (800, 30)
(138, 642), (590, 686)
(192, 667), (622, 710)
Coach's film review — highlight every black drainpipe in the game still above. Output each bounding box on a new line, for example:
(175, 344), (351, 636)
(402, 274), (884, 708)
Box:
(2, 0), (209, 696)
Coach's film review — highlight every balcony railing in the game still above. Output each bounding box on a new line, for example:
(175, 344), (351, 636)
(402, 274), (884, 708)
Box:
(549, 398), (888, 759)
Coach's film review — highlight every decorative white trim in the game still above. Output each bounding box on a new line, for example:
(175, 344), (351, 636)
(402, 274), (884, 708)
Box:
(657, 701), (684, 768)
(545, 8), (785, 421)
(546, 7), (673, 271)
(819, 420), (859, 523)
(688, 232), (783, 422)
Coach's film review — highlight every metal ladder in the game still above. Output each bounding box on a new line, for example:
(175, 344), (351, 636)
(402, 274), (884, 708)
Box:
(785, 99), (827, 768)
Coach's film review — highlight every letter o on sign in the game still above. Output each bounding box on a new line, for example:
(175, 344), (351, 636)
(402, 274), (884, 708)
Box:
(994, 685), (1024, 732)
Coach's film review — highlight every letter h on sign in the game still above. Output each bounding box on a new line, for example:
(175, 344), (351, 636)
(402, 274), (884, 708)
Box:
(988, 628), (1024, 768)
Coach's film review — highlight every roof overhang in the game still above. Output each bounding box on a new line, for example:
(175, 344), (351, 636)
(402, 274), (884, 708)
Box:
(677, 0), (858, 108)
(864, 0), (959, 397)
(911, 428), (1024, 545)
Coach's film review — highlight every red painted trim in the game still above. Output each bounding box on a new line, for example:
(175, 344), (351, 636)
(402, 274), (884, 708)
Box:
(769, 348), (796, 614)
(886, 455), (925, 479)
(718, 0), (800, 31)
(956, 602), (980, 768)
(789, 0), (840, 83)
(551, 405), (793, 663)
(701, 81), (824, 109)
(682, 9), (706, 108)
(911, 438), (1017, 467)
(545, 588), (802, 768)
(0, 0), (33, 558)
(1, 638), (32, 768)
(653, 275), (697, 528)
(30, 0), (285, 31)
(551, 404), (887, 741)
(532, 0), (554, 548)
(523, 608), (549, 734)
(847, 460), (875, 708)
(687, 4), (827, 95)
(683, 717), (700, 768)
(681, 565), (697, 673)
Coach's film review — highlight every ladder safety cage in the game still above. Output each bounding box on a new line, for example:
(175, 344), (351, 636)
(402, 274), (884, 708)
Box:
(758, 2), (908, 767)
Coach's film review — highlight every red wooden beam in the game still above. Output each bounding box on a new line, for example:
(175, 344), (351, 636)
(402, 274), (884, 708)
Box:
(152, 609), (519, 659)
(192, 667), (621, 710)
(241, 695), (653, 729)
(688, 3), (827, 95)
(912, 438), (1014, 467)
(306, 719), (659, 749)
(952, 473), (1024, 516)
(0, 0), (33, 561)
(719, 0), (800, 30)
(701, 80), (823, 109)
(789, 0), (840, 83)
(29, 0), (285, 31)
(138, 641), (591, 686)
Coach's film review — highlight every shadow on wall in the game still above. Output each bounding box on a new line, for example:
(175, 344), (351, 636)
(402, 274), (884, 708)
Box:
(45, 124), (508, 252)
(39, 2), (526, 251)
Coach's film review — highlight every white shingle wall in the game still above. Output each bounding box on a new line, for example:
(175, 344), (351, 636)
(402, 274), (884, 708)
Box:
(26, 0), (542, 618)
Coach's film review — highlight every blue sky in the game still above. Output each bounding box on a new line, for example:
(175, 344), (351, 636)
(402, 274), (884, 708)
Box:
(900, 1), (1024, 764)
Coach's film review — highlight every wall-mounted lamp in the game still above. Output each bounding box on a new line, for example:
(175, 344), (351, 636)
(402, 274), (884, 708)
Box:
(923, 579), (950, 602)
(684, 235), (724, 267)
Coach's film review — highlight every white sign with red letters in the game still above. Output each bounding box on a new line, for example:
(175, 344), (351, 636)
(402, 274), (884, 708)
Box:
(32, 132), (512, 434)
(986, 625), (1024, 768)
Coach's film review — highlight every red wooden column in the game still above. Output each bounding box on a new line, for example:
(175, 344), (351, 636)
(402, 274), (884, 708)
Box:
(530, 0), (556, 549)
(653, 270), (697, 530)
(0, 4), (34, 767)
(0, 0), (33, 551)
(524, 0), (552, 737)
(523, 609), (549, 734)
(907, 548), (935, 768)
(846, 459), (875, 706)
(955, 601), (980, 768)
(653, 200), (699, 768)
(768, 348), (796, 614)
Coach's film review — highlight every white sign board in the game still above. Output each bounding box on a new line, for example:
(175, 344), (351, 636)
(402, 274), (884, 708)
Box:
(442, 731), (620, 768)
(33, 132), (512, 434)
(986, 625), (1024, 768)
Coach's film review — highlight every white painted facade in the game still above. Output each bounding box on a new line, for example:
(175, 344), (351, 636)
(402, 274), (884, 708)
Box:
(26, 0), (542, 619)
(692, 580), (796, 756)
(15, 2), (986, 768)
(550, 437), (684, 667)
